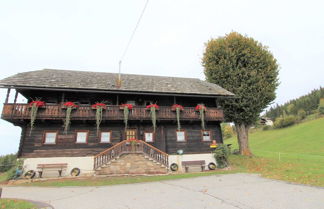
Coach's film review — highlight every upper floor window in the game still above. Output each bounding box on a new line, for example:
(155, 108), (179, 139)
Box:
(43, 131), (57, 144)
(76, 131), (88, 143)
(202, 130), (211, 141)
(100, 131), (111, 143)
(176, 130), (186, 142)
(144, 132), (154, 142)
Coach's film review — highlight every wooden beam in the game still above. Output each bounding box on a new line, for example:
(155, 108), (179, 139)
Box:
(13, 91), (18, 104)
(5, 88), (11, 103)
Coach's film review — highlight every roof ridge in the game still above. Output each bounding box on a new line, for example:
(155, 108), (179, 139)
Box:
(42, 68), (201, 80)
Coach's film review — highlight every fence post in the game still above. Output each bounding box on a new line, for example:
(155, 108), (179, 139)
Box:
(0, 187), (2, 198)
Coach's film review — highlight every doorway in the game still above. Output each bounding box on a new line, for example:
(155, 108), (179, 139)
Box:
(125, 129), (137, 140)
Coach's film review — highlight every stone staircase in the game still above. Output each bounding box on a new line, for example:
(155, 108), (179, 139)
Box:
(94, 139), (169, 175)
(96, 153), (168, 175)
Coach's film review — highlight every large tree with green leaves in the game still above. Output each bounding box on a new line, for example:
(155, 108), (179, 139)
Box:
(203, 32), (279, 156)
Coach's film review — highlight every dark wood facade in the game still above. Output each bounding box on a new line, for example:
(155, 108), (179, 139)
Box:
(0, 70), (234, 159)
(2, 89), (224, 158)
(17, 121), (222, 158)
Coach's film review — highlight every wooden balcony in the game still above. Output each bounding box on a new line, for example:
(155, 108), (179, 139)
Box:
(1, 103), (224, 122)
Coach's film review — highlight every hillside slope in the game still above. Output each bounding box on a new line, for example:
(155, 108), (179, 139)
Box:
(227, 117), (324, 156)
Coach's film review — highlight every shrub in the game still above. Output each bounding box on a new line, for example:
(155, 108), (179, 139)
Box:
(0, 154), (17, 172)
(213, 144), (231, 168)
(263, 125), (273, 131)
(319, 98), (324, 115)
(274, 115), (297, 129)
(297, 109), (307, 120)
(221, 123), (235, 139)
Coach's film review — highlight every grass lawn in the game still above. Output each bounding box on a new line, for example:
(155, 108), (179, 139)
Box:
(0, 199), (37, 209)
(19, 169), (241, 187)
(225, 117), (324, 187)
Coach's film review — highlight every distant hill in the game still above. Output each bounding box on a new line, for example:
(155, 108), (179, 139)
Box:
(265, 87), (324, 121)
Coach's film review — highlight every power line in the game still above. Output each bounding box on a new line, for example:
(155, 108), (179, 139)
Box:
(118, 0), (150, 79)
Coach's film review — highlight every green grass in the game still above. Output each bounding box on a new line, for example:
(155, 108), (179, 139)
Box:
(0, 199), (37, 209)
(226, 117), (324, 186)
(20, 169), (241, 187)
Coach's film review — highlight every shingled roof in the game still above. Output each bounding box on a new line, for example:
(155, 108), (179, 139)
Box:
(0, 69), (234, 97)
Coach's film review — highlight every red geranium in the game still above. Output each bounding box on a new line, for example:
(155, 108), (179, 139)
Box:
(171, 104), (184, 111)
(29, 101), (45, 107)
(63, 102), (78, 108)
(195, 104), (206, 111)
(146, 104), (159, 109)
(91, 103), (107, 109)
(120, 104), (133, 110)
(128, 138), (138, 142)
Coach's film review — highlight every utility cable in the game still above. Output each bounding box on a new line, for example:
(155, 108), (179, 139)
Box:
(118, 0), (150, 79)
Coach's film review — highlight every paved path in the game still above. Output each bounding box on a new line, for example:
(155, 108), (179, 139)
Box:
(2, 173), (324, 209)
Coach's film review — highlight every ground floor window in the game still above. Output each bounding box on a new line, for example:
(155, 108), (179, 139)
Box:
(76, 131), (88, 143)
(100, 131), (111, 143)
(43, 131), (57, 144)
(144, 132), (154, 142)
(202, 130), (211, 141)
(176, 130), (186, 142)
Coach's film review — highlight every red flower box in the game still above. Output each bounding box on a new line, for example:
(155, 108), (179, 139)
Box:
(120, 104), (133, 110)
(146, 104), (159, 110)
(171, 104), (184, 111)
(195, 104), (207, 111)
(63, 102), (79, 108)
(91, 103), (107, 109)
(29, 101), (46, 108)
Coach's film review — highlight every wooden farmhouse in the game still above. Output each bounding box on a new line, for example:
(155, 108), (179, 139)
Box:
(0, 69), (234, 176)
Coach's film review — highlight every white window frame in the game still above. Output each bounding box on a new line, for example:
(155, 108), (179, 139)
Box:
(76, 131), (88, 144)
(144, 132), (154, 142)
(43, 131), (57, 144)
(176, 130), (186, 142)
(202, 130), (212, 141)
(100, 131), (111, 143)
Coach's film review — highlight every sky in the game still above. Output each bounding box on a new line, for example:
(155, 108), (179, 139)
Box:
(0, 0), (323, 155)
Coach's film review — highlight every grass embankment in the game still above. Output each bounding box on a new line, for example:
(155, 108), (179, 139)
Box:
(19, 169), (240, 187)
(0, 199), (37, 209)
(226, 117), (324, 186)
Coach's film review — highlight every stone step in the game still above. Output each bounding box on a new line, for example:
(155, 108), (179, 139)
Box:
(96, 153), (168, 175)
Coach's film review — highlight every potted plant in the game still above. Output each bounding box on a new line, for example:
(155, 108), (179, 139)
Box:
(171, 104), (184, 131)
(91, 103), (107, 135)
(28, 100), (46, 135)
(146, 104), (159, 132)
(120, 104), (133, 130)
(62, 102), (79, 134)
(195, 104), (207, 130)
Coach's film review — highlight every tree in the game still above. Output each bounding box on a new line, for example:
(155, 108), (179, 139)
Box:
(203, 32), (279, 156)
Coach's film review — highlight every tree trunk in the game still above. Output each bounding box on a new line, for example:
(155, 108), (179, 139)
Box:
(235, 123), (253, 156)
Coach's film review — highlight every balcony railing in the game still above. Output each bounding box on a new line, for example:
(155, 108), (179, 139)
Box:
(1, 103), (224, 121)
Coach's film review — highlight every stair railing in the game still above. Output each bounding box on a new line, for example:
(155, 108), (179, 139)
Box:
(94, 139), (168, 170)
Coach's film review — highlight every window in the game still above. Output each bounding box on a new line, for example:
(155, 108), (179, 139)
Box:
(176, 130), (186, 142)
(144, 132), (154, 142)
(43, 131), (57, 144)
(202, 130), (211, 141)
(76, 131), (88, 143)
(100, 131), (111, 143)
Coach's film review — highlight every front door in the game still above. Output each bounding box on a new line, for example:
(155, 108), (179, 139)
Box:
(125, 129), (137, 140)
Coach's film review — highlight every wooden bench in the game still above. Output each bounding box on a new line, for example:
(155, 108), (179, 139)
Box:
(37, 163), (68, 178)
(182, 160), (205, 172)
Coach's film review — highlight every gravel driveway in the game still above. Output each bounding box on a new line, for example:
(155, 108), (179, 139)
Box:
(2, 173), (324, 209)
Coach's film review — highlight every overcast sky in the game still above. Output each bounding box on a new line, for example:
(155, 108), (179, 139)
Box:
(0, 0), (323, 155)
